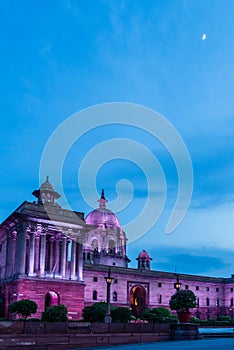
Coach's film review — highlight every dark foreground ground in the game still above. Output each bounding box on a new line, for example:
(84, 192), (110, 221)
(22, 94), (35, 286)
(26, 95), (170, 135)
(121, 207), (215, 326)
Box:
(70, 338), (234, 350)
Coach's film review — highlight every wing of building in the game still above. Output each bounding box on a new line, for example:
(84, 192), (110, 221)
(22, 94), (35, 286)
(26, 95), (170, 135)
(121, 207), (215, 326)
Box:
(0, 178), (234, 320)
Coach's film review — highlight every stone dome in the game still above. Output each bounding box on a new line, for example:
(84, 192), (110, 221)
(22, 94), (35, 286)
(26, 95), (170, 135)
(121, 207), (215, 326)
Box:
(85, 207), (121, 228)
(137, 250), (151, 260)
(40, 176), (56, 192)
(85, 189), (121, 229)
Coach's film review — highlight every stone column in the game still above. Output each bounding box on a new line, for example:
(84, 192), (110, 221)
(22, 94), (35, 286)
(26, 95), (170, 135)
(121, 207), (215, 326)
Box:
(19, 223), (27, 275)
(49, 237), (55, 274)
(39, 230), (46, 276)
(34, 230), (40, 275)
(28, 228), (35, 276)
(11, 231), (17, 276)
(61, 235), (67, 278)
(55, 235), (61, 276)
(5, 229), (12, 278)
(70, 240), (77, 280)
(77, 243), (83, 281)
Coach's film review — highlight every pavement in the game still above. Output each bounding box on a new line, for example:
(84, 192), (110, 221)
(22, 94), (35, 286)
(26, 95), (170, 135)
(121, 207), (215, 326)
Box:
(69, 338), (234, 350)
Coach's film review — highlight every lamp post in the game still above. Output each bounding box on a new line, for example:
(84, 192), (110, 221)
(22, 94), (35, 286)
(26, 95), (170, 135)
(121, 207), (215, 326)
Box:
(104, 267), (114, 323)
(174, 274), (181, 292)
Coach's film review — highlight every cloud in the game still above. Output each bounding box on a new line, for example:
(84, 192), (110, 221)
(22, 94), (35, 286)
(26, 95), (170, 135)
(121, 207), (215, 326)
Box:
(128, 244), (233, 277)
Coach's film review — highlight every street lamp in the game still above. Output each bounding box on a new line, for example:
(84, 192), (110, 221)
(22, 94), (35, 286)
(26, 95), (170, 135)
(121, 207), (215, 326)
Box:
(174, 274), (181, 292)
(104, 267), (114, 323)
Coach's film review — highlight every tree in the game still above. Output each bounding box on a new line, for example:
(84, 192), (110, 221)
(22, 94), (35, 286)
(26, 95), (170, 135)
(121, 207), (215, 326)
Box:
(111, 307), (132, 323)
(41, 304), (68, 322)
(82, 302), (114, 322)
(8, 299), (38, 320)
(169, 290), (197, 313)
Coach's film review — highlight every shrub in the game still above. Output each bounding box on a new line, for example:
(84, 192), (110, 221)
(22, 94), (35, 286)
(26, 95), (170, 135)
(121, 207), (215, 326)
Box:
(164, 315), (178, 323)
(111, 307), (132, 323)
(190, 316), (200, 324)
(217, 315), (232, 322)
(82, 302), (114, 322)
(142, 308), (171, 323)
(41, 304), (68, 322)
(8, 299), (38, 320)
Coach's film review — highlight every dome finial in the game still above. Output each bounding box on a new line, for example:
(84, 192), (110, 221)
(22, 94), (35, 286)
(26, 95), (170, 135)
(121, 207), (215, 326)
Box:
(101, 189), (105, 199)
(46, 175), (49, 182)
(98, 189), (108, 208)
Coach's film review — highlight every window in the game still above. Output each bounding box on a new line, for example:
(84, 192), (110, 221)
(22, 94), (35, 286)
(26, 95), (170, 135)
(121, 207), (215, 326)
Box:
(197, 297), (199, 307)
(206, 287), (209, 291)
(93, 290), (97, 300)
(230, 298), (233, 307)
(158, 282), (162, 288)
(231, 288), (233, 292)
(196, 286), (199, 291)
(216, 288), (219, 292)
(159, 295), (162, 304)
(206, 298), (210, 306)
(113, 291), (117, 302)
(216, 298), (219, 307)
(185, 285), (189, 290)
(93, 277), (98, 282)
(113, 279), (118, 284)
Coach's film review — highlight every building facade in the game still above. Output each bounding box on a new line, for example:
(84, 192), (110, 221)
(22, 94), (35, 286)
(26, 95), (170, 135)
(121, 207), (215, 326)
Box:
(0, 178), (234, 320)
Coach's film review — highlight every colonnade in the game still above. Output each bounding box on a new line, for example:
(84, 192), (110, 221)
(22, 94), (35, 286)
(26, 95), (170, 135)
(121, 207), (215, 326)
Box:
(5, 222), (83, 280)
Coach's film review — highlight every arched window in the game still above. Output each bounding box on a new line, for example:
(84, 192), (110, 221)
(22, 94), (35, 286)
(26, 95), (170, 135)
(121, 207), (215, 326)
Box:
(216, 298), (219, 307)
(159, 295), (162, 304)
(93, 290), (97, 300)
(206, 298), (209, 306)
(231, 298), (233, 307)
(91, 239), (98, 249)
(197, 297), (199, 307)
(113, 291), (117, 302)
(45, 291), (59, 310)
(109, 240), (115, 249)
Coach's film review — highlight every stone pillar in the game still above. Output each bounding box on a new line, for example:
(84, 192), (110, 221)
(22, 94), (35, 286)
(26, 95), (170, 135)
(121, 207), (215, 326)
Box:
(19, 223), (27, 275)
(34, 230), (40, 274)
(28, 228), (35, 276)
(77, 243), (83, 281)
(49, 237), (55, 274)
(70, 240), (77, 280)
(55, 235), (61, 276)
(5, 229), (12, 278)
(61, 235), (67, 278)
(11, 231), (17, 276)
(39, 230), (46, 276)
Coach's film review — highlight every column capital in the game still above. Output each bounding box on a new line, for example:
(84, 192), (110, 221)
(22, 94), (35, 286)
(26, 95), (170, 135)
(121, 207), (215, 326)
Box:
(35, 231), (41, 238)
(56, 233), (63, 241)
(10, 230), (17, 240)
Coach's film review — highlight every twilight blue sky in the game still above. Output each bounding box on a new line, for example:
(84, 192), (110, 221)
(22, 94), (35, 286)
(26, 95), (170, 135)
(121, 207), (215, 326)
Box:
(0, 1), (234, 277)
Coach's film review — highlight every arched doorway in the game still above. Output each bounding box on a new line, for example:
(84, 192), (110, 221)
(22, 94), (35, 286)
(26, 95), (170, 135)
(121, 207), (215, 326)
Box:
(130, 285), (146, 317)
(45, 291), (59, 310)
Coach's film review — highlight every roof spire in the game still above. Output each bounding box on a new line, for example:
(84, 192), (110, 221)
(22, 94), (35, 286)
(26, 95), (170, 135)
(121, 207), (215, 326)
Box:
(101, 189), (105, 199)
(98, 189), (108, 208)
